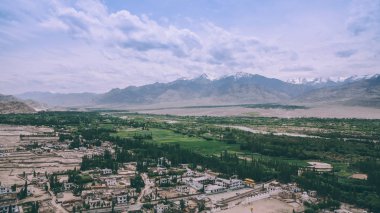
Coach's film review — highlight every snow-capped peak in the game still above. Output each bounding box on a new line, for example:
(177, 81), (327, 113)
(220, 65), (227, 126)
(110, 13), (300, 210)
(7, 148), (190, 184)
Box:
(191, 73), (212, 81)
(287, 74), (378, 85)
(233, 72), (254, 79)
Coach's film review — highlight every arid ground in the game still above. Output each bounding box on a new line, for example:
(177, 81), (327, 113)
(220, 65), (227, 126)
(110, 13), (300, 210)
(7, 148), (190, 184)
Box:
(134, 105), (380, 119)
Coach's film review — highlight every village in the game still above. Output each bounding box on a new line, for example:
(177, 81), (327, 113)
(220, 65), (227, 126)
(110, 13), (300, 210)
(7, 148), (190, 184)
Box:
(0, 124), (369, 213)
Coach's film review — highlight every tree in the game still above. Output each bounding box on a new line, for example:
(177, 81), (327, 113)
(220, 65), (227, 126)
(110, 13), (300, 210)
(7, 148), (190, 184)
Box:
(31, 202), (39, 213)
(180, 199), (186, 211)
(197, 201), (205, 212)
(18, 181), (28, 199)
(11, 184), (16, 192)
(131, 175), (145, 192)
(8, 204), (13, 213)
(111, 200), (115, 213)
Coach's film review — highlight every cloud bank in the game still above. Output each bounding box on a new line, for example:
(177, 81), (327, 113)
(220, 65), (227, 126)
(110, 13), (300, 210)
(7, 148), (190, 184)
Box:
(0, 0), (379, 94)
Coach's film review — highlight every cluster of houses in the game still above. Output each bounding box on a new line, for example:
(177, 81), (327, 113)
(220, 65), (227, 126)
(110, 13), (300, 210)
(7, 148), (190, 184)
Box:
(2, 133), (357, 213)
(0, 185), (19, 213)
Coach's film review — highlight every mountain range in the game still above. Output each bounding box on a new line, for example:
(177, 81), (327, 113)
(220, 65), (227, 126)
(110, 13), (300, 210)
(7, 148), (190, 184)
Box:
(10, 73), (380, 109)
(0, 94), (36, 114)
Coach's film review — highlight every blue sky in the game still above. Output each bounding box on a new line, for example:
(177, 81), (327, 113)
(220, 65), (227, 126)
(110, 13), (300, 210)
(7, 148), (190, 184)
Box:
(0, 0), (379, 94)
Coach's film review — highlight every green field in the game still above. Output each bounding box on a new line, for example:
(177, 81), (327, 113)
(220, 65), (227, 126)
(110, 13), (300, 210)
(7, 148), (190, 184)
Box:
(113, 127), (310, 167)
(114, 128), (243, 156)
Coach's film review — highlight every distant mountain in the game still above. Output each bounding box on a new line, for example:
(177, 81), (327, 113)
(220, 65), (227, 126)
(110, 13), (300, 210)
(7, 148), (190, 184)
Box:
(96, 73), (312, 105)
(16, 92), (98, 107)
(15, 73), (380, 108)
(0, 94), (35, 114)
(298, 75), (380, 107)
(286, 74), (377, 88)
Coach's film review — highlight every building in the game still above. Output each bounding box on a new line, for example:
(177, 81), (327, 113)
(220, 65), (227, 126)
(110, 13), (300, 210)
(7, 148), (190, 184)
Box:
(308, 190), (317, 197)
(214, 178), (244, 190)
(215, 178), (230, 188)
(229, 179), (244, 189)
(101, 168), (112, 175)
(157, 177), (172, 185)
(105, 178), (117, 186)
(0, 193), (19, 213)
(205, 185), (226, 194)
(244, 178), (255, 187)
(116, 194), (128, 204)
(193, 176), (215, 185)
(184, 169), (195, 177)
(0, 186), (12, 195)
(176, 185), (189, 193)
(155, 203), (169, 213)
(298, 162), (333, 175)
(63, 182), (76, 191)
(0, 203), (19, 213)
(185, 178), (203, 191)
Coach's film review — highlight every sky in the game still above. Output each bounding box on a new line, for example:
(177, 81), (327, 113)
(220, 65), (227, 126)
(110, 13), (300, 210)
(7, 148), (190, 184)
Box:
(0, 0), (379, 94)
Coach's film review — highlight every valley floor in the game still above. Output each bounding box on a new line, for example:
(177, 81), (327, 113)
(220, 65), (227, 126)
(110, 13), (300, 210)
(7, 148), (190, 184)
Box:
(134, 105), (380, 119)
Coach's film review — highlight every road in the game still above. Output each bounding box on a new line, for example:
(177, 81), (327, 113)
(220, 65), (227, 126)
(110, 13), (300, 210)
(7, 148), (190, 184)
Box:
(137, 173), (154, 203)
(47, 183), (69, 213)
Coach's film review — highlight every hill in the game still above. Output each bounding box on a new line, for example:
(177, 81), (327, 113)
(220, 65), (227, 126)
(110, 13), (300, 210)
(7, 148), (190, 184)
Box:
(0, 94), (36, 114)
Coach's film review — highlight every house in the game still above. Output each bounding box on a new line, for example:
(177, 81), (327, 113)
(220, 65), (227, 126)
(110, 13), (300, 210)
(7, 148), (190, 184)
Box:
(186, 179), (203, 191)
(116, 193), (128, 204)
(307, 162), (333, 172)
(176, 185), (189, 193)
(184, 169), (195, 177)
(193, 175), (215, 185)
(105, 178), (117, 186)
(87, 199), (103, 209)
(244, 178), (255, 187)
(101, 168), (112, 175)
(298, 162), (333, 175)
(215, 178), (230, 188)
(157, 177), (172, 185)
(0, 203), (19, 213)
(205, 185), (226, 194)
(63, 182), (76, 191)
(156, 167), (168, 175)
(0, 193), (19, 213)
(0, 186), (12, 195)
(155, 203), (169, 213)
(334, 210), (353, 213)
(128, 188), (137, 197)
(229, 179), (244, 189)
(157, 157), (171, 167)
(308, 190), (317, 197)
(215, 178), (243, 190)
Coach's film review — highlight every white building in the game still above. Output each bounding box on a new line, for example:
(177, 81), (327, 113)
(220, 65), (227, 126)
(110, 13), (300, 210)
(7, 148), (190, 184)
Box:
(176, 185), (189, 193)
(229, 179), (244, 189)
(0, 204), (19, 213)
(116, 194), (128, 204)
(63, 182), (76, 191)
(205, 185), (226, 194)
(155, 204), (169, 213)
(214, 178), (244, 190)
(0, 186), (12, 194)
(105, 178), (117, 186)
(183, 177), (203, 190)
(102, 168), (112, 175)
(193, 175), (215, 185)
(184, 169), (195, 177)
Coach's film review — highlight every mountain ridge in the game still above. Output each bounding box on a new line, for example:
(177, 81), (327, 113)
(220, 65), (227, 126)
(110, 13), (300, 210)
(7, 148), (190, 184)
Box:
(0, 94), (36, 114)
(14, 73), (380, 108)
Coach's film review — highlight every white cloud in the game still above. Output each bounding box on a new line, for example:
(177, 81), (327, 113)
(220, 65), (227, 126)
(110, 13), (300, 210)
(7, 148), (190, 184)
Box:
(0, 0), (379, 94)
